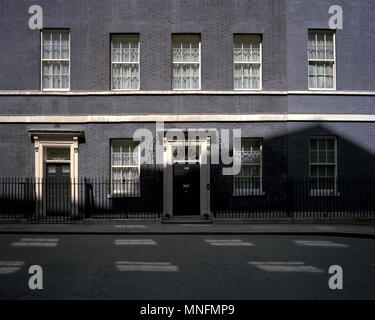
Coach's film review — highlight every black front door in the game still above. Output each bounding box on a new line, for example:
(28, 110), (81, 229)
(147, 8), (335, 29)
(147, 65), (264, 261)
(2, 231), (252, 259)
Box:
(173, 163), (200, 215)
(46, 164), (71, 216)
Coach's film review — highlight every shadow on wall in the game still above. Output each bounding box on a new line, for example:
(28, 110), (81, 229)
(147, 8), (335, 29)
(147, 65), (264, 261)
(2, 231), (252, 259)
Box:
(1, 124), (375, 220)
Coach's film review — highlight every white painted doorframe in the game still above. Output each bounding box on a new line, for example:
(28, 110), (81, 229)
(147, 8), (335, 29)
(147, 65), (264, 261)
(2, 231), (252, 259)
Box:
(163, 137), (211, 219)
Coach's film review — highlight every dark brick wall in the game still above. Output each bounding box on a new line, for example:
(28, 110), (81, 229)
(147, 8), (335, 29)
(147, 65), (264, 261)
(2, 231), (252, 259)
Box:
(0, 0), (287, 91)
(0, 0), (375, 180)
(0, 122), (289, 178)
(2, 122), (375, 179)
(286, 0), (375, 91)
(287, 122), (375, 177)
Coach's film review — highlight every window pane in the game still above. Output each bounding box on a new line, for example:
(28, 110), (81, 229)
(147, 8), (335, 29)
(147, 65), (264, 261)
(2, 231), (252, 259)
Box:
(191, 48), (199, 62)
(234, 48), (242, 62)
(309, 76), (316, 89)
(43, 45), (52, 59)
(325, 76), (333, 89)
(122, 48), (130, 62)
(310, 139), (317, 150)
(308, 63), (316, 76)
(318, 139), (326, 150)
(243, 48), (251, 62)
(43, 62), (52, 75)
(326, 166), (335, 177)
(310, 151), (318, 163)
(318, 165), (326, 177)
(112, 48), (121, 62)
(317, 34), (325, 59)
(318, 151), (326, 163)
(311, 165), (318, 177)
(131, 77), (138, 90)
(61, 62), (69, 75)
(61, 76), (69, 89)
(317, 76), (325, 88)
(173, 48), (181, 62)
(182, 48), (190, 62)
(53, 75), (61, 89)
(61, 44), (69, 59)
(252, 47), (260, 62)
(43, 76), (50, 89)
(327, 139), (335, 150)
(308, 33), (316, 59)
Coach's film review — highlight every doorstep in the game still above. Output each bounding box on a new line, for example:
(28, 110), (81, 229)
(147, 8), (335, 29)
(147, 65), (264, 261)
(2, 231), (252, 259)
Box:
(162, 215), (213, 224)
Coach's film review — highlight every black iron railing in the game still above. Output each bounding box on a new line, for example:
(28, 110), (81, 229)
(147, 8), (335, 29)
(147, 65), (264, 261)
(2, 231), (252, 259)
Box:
(1, 174), (375, 222)
(0, 171), (163, 222)
(211, 173), (375, 219)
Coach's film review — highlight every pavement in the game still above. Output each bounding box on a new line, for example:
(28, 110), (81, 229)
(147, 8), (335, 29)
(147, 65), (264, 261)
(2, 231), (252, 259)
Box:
(0, 220), (375, 238)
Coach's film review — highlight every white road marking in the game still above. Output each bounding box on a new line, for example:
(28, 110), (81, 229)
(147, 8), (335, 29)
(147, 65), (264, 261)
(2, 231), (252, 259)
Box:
(314, 226), (338, 231)
(252, 226), (281, 229)
(115, 225), (146, 228)
(115, 239), (156, 246)
(205, 239), (254, 246)
(294, 240), (349, 248)
(248, 261), (324, 273)
(115, 261), (179, 272)
(12, 238), (59, 247)
(0, 261), (24, 274)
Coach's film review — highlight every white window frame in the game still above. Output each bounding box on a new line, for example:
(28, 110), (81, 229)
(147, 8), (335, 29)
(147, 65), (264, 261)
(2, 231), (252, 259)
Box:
(233, 138), (263, 196)
(110, 139), (141, 197)
(172, 34), (201, 91)
(110, 34), (140, 91)
(309, 136), (338, 196)
(41, 29), (70, 91)
(308, 30), (336, 91)
(233, 34), (262, 91)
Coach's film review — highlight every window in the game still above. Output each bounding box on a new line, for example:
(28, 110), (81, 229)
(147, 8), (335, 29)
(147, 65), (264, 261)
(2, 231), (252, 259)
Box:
(308, 30), (335, 89)
(41, 30), (70, 90)
(234, 35), (262, 90)
(111, 140), (140, 196)
(172, 34), (200, 90)
(233, 139), (262, 195)
(111, 34), (140, 90)
(309, 137), (337, 195)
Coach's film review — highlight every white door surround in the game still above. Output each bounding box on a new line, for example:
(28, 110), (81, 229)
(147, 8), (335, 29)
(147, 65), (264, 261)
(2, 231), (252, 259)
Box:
(162, 136), (211, 219)
(29, 130), (84, 218)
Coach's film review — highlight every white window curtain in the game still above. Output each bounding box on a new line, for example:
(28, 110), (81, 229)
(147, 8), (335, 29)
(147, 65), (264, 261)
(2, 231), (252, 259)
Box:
(234, 139), (262, 195)
(111, 35), (140, 90)
(308, 31), (335, 89)
(172, 34), (200, 90)
(41, 30), (70, 90)
(233, 35), (262, 90)
(111, 140), (140, 195)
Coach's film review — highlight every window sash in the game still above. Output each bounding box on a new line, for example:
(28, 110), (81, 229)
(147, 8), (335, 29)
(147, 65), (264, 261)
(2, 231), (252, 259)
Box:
(172, 35), (201, 90)
(308, 31), (335, 90)
(234, 35), (262, 90)
(110, 140), (140, 195)
(41, 30), (70, 90)
(233, 139), (263, 194)
(111, 35), (140, 90)
(309, 137), (337, 192)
